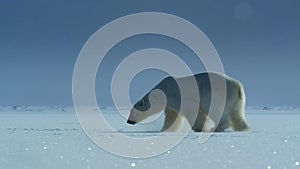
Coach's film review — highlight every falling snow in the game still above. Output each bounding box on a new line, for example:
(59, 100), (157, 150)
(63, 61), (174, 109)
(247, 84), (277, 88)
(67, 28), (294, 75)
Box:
(131, 163), (136, 167)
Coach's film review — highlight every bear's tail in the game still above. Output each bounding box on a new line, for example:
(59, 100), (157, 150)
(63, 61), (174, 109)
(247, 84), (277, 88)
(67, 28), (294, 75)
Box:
(237, 82), (245, 102)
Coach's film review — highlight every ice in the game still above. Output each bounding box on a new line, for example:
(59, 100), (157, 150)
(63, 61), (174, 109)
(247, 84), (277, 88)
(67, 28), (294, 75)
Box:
(0, 106), (299, 169)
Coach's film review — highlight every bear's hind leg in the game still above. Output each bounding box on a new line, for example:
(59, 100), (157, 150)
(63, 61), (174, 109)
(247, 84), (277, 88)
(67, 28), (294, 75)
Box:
(211, 115), (231, 132)
(229, 105), (249, 131)
(161, 108), (184, 132)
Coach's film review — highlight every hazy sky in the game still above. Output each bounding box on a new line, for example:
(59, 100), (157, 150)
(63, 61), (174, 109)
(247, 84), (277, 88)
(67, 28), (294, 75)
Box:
(1, 0), (299, 107)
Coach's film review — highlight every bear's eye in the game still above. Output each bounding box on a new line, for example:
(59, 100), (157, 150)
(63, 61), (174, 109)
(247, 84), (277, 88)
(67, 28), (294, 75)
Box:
(139, 99), (145, 107)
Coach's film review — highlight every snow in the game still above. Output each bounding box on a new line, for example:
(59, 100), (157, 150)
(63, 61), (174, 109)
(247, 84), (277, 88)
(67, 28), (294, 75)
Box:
(131, 162), (136, 167)
(0, 106), (299, 169)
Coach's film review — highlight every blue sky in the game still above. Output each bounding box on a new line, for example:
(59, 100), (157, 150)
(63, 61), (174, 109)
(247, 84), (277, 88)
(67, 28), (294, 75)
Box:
(0, 0), (299, 107)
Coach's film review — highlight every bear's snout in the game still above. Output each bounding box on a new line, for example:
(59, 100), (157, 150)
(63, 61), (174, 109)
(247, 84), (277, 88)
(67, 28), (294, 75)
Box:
(127, 120), (136, 125)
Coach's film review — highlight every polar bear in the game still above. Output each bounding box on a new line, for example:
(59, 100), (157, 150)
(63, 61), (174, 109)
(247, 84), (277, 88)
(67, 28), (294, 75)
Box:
(127, 72), (249, 132)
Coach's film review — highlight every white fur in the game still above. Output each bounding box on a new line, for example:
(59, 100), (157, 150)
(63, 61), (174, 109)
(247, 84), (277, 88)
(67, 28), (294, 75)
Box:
(128, 72), (249, 132)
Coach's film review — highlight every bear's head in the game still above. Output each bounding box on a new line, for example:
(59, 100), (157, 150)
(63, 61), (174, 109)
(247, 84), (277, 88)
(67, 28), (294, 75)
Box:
(127, 89), (167, 125)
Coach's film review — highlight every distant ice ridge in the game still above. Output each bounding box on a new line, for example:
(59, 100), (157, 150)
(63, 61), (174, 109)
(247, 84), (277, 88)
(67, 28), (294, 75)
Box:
(0, 105), (299, 113)
(0, 106), (130, 113)
(246, 106), (300, 111)
(0, 106), (73, 113)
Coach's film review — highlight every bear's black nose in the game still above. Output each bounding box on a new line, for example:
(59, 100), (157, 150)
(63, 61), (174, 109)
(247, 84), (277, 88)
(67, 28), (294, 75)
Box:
(127, 120), (136, 125)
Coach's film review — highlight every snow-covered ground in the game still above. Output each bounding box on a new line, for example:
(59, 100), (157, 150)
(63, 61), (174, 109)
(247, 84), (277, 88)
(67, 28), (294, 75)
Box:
(0, 106), (299, 169)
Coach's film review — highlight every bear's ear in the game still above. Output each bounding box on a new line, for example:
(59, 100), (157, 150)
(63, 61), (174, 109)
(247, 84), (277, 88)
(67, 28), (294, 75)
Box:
(149, 89), (167, 107)
(162, 84), (169, 90)
(160, 77), (171, 90)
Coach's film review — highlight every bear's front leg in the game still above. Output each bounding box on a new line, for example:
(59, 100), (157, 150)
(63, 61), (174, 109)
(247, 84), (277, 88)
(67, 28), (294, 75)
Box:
(191, 109), (210, 132)
(161, 108), (184, 132)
